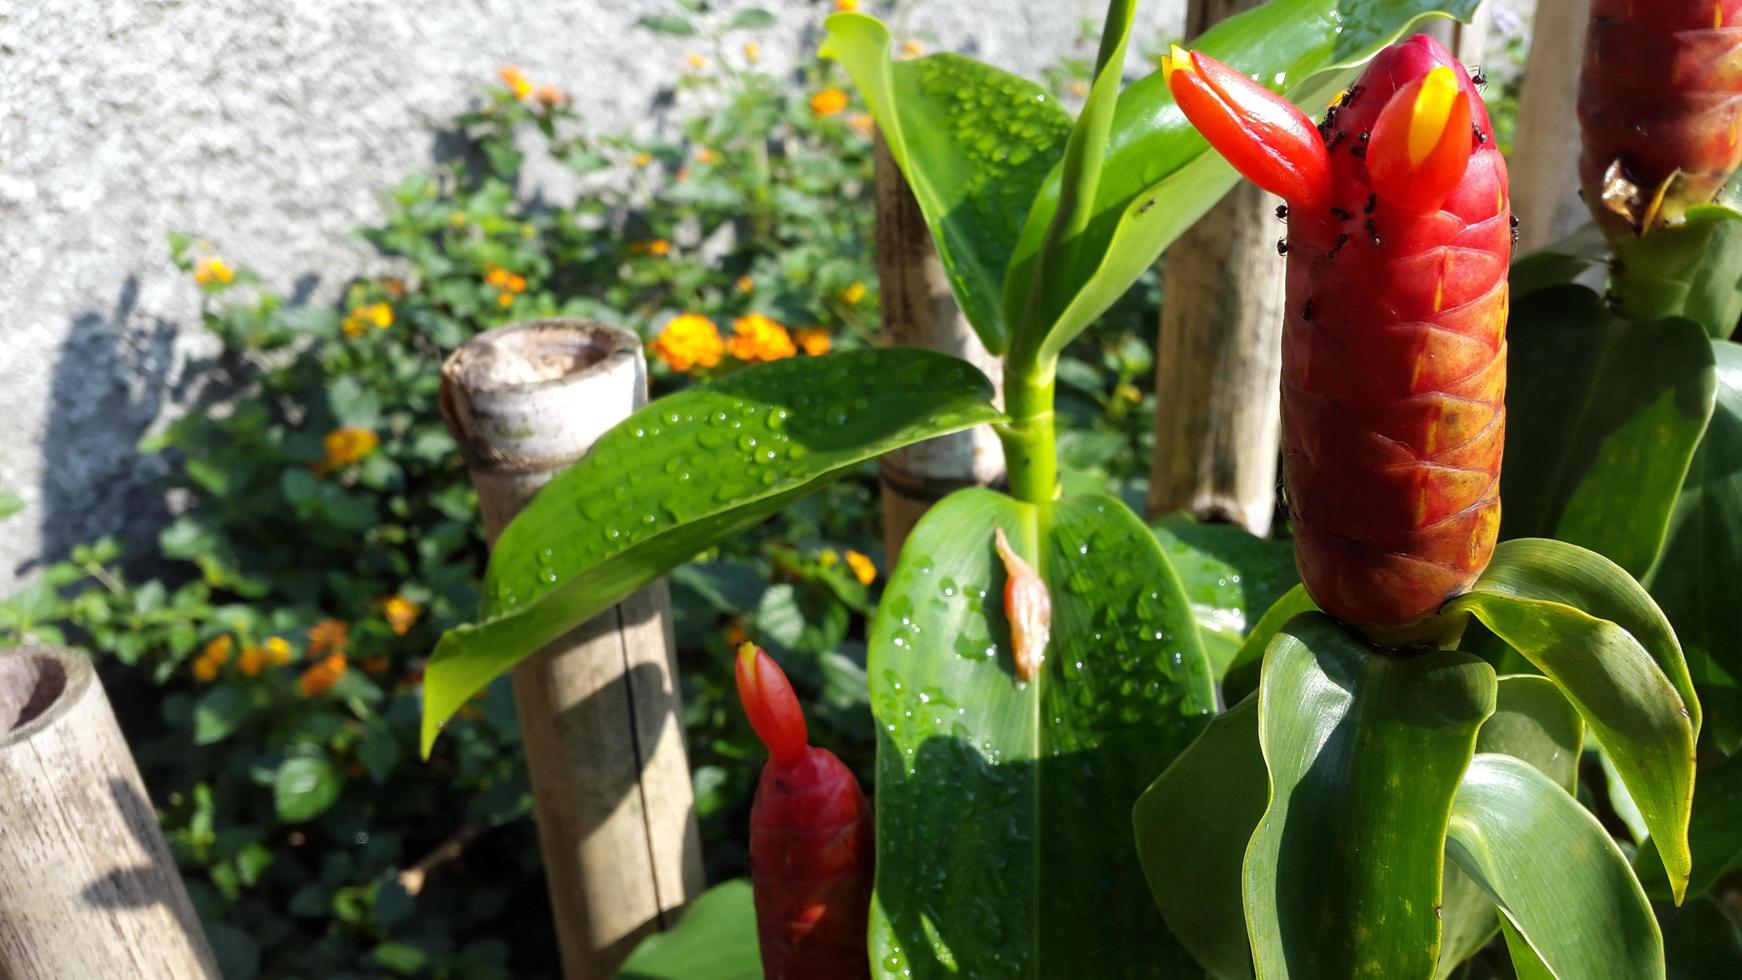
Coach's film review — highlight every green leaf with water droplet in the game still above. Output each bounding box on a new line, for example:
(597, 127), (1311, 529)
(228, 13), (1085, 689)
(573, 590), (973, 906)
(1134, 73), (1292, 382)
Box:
(1245, 613), (1495, 980)
(1445, 538), (1699, 903)
(868, 489), (1214, 977)
(1150, 514), (1299, 679)
(1446, 755), (1663, 980)
(420, 349), (1001, 755)
(1003, 0), (1482, 363)
(821, 14), (1073, 354)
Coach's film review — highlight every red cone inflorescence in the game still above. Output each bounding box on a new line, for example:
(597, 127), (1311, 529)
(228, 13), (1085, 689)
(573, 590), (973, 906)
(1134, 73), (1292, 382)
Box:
(735, 643), (873, 980)
(1166, 35), (1510, 634)
(1580, 0), (1742, 237)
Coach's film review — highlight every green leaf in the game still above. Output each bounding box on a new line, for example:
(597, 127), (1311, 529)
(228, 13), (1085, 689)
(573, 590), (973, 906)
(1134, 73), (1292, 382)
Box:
(1649, 340), (1742, 752)
(1134, 695), (1265, 980)
(725, 8), (776, 30)
(192, 685), (251, 746)
(636, 14), (697, 36)
(1637, 751), (1742, 904)
(1437, 677), (1585, 978)
(1150, 514), (1300, 679)
(1446, 754), (1664, 980)
(1245, 613), (1496, 980)
(1613, 205), (1742, 339)
(1447, 538), (1699, 902)
(870, 489), (1215, 977)
(1221, 585), (1318, 705)
(1500, 285), (1718, 577)
(821, 15), (1072, 353)
(1003, 0), (1482, 361)
(422, 349), (1001, 754)
(618, 879), (762, 980)
(1507, 222), (1611, 297)
(274, 754), (341, 823)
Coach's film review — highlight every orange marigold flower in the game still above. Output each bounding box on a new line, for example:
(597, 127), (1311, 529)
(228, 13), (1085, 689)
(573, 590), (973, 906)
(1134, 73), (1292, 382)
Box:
(846, 112), (875, 138)
(308, 619), (349, 658)
(238, 645), (267, 677)
(676, 167), (692, 183)
(794, 327), (832, 356)
(496, 292), (515, 308)
(342, 316), (366, 339)
(500, 65), (532, 100)
(264, 636), (293, 665)
(506, 273), (527, 293)
(534, 85), (568, 108)
(845, 549), (877, 585)
(384, 278), (406, 298)
(193, 656), (222, 682)
(727, 313), (797, 362)
(203, 635), (234, 663)
(901, 40), (925, 58)
(736, 275), (755, 293)
(648, 239), (671, 257)
(382, 594), (423, 636)
(810, 88), (849, 117)
(841, 281), (867, 306)
(362, 656), (390, 675)
(696, 147), (720, 165)
(485, 266), (510, 288)
(299, 654), (348, 697)
(322, 428), (378, 470)
(835, 0), (858, 11)
(193, 257), (235, 285)
(685, 52), (708, 70)
(651, 314), (725, 372)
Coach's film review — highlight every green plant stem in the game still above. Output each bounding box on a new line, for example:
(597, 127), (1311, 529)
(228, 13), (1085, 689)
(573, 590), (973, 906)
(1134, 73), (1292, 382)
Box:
(1000, 364), (1058, 505)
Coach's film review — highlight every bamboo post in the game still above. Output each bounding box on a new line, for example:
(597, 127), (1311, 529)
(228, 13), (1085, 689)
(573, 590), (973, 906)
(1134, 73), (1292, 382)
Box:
(1148, 0), (1287, 534)
(438, 320), (702, 979)
(1510, 0), (1592, 252)
(874, 133), (1006, 557)
(0, 646), (219, 979)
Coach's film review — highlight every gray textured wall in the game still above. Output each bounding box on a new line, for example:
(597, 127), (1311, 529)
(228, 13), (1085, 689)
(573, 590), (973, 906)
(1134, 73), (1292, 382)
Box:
(0, 0), (1527, 591)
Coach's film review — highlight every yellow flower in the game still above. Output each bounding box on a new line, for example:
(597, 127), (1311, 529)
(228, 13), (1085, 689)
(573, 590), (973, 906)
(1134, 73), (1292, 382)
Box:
(238, 645), (267, 677)
(342, 316), (366, 339)
(1116, 382), (1142, 404)
(841, 281), (867, 306)
(743, 41), (761, 63)
(203, 635), (234, 663)
(648, 239), (671, 257)
(193, 257), (235, 285)
(685, 52), (708, 70)
(448, 210), (468, 228)
(299, 654), (348, 697)
(845, 549), (877, 585)
(736, 275), (755, 293)
(500, 65), (532, 100)
(496, 291), (515, 308)
(651, 314), (725, 372)
(322, 427), (379, 470)
(794, 327), (831, 356)
(383, 594), (423, 637)
(846, 112), (875, 138)
(901, 40), (925, 58)
(506, 273), (527, 293)
(264, 636), (293, 666)
(835, 0), (858, 11)
(727, 313), (797, 362)
(193, 656), (221, 682)
(810, 88), (849, 117)
(520, 223), (536, 239)
(633, 151), (653, 168)
(1069, 79), (1089, 98)
(696, 147), (720, 165)
(819, 548), (839, 567)
(309, 619), (349, 657)
(485, 265), (510, 288)
(367, 303), (394, 328)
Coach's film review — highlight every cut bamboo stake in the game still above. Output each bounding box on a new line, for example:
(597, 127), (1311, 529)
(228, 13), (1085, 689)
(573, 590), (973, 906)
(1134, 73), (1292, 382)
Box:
(1149, 0), (1287, 534)
(0, 645), (219, 980)
(438, 320), (702, 980)
(874, 133), (1005, 557)
(1510, 0), (1592, 252)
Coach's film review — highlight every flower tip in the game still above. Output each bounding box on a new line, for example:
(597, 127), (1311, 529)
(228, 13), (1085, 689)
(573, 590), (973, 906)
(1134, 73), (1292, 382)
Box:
(1161, 43), (1191, 82)
(1367, 63), (1475, 212)
(1407, 67), (1462, 166)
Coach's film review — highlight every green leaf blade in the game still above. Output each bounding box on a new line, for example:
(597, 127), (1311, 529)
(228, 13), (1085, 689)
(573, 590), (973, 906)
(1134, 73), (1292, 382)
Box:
(618, 880), (763, 980)
(422, 349), (1001, 754)
(870, 490), (1214, 977)
(1245, 613), (1496, 980)
(1446, 754), (1664, 980)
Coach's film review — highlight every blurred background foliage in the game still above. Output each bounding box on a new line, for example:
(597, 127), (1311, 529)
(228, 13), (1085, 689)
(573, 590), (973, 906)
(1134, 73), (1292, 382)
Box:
(0, 5), (1524, 978)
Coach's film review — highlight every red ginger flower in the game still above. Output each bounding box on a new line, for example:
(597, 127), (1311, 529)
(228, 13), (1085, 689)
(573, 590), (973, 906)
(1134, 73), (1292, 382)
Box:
(735, 643), (872, 979)
(1579, 0), (1742, 237)
(1167, 35), (1510, 635)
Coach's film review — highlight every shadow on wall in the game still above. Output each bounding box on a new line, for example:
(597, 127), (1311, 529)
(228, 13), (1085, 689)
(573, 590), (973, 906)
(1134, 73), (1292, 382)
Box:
(25, 276), (190, 579)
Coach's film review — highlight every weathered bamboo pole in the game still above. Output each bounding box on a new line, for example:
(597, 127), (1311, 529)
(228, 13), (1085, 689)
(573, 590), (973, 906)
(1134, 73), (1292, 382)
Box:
(874, 133), (1006, 557)
(1510, 0), (1592, 252)
(438, 320), (702, 979)
(0, 645), (219, 979)
(1148, 0), (1287, 534)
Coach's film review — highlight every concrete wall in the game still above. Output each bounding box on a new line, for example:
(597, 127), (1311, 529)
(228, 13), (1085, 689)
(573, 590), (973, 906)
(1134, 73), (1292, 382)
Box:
(0, 0), (1526, 591)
